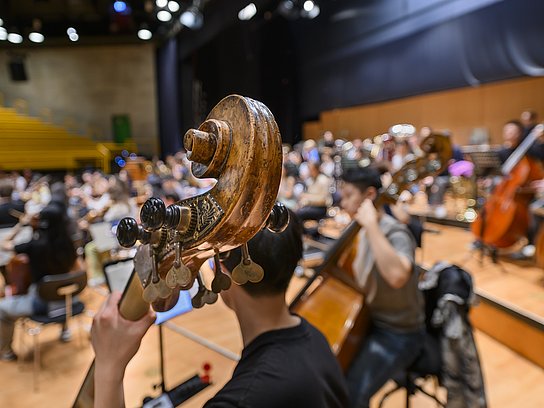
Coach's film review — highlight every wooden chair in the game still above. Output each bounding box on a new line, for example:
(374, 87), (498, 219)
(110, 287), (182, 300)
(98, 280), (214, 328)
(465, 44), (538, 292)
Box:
(20, 270), (87, 391)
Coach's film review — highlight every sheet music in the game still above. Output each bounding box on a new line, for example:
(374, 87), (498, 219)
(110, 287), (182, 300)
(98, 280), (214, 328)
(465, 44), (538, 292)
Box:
(89, 222), (119, 253)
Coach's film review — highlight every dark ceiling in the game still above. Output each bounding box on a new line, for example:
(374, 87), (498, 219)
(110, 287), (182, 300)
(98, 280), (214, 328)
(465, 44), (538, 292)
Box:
(0, 0), (219, 46)
(0, 0), (326, 47)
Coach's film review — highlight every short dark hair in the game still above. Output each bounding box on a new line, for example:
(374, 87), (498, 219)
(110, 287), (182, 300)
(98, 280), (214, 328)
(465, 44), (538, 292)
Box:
(341, 166), (382, 193)
(222, 210), (303, 297)
(505, 120), (523, 133)
(0, 178), (14, 199)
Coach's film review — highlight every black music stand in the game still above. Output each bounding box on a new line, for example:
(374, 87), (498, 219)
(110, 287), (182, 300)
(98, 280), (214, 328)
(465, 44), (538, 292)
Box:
(463, 149), (508, 269)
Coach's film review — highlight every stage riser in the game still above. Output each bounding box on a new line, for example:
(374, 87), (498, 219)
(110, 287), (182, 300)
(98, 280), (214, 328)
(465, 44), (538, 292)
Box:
(471, 293), (544, 369)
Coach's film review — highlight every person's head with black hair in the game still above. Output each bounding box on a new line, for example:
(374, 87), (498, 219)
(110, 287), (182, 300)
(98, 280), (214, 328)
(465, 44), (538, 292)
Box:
(340, 165), (382, 217)
(503, 120), (523, 148)
(220, 209), (303, 303)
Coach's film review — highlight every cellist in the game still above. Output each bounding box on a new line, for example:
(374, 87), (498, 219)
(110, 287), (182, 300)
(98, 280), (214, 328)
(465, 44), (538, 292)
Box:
(497, 119), (544, 260)
(339, 166), (425, 408)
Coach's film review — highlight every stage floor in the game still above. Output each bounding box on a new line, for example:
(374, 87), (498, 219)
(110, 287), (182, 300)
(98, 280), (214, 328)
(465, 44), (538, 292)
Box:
(418, 223), (544, 321)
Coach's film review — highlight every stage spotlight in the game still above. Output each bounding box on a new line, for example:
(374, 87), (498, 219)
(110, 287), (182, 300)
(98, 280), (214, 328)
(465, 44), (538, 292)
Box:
(0, 18), (3, 26)
(303, 1), (314, 12)
(8, 32), (23, 44)
(238, 3), (257, 21)
(29, 32), (44, 43)
(168, 1), (180, 13)
(138, 27), (152, 40)
(179, 6), (203, 29)
(156, 0), (168, 8)
(114, 1), (127, 13)
(0, 27), (7, 41)
(67, 27), (77, 35)
(157, 10), (172, 22)
(69, 32), (79, 42)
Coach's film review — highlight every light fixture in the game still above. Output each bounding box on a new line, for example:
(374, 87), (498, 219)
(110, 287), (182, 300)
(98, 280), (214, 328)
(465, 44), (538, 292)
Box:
(69, 32), (79, 42)
(8, 32), (23, 44)
(137, 27), (152, 40)
(303, 1), (314, 12)
(0, 18), (3, 26)
(157, 10), (172, 22)
(238, 3), (257, 21)
(0, 27), (7, 41)
(113, 1), (128, 13)
(29, 32), (45, 43)
(67, 27), (77, 35)
(179, 6), (203, 29)
(301, 0), (320, 19)
(156, 0), (168, 8)
(167, 1), (180, 13)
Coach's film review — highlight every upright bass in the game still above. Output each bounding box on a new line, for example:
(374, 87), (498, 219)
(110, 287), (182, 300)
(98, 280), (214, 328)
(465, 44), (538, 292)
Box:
(73, 95), (289, 407)
(290, 133), (452, 371)
(472, 124), (544, 248)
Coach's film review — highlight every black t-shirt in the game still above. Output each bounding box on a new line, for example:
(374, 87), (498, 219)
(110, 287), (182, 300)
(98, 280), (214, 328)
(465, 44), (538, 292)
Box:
(204, 318), (349, 408)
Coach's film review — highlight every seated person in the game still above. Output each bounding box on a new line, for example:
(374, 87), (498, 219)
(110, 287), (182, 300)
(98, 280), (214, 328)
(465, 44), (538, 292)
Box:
(339, 166), (425, 408)
(0, 203), (77, 360)
(0, 178), (25, 228)
(296, 161), (333, 222)
(91, 212), (349, 407)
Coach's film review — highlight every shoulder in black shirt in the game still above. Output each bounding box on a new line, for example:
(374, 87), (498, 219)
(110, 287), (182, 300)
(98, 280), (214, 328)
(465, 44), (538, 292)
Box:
(204, 318), (349, 408)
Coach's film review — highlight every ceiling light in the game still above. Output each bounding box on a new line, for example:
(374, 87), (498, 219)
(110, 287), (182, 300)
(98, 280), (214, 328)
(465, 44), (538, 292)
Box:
(167, 1), (180, 13)
(69, 32), (79, 42)
(157, 10), (172, 22)
(29, 32), (45, 43)
(67, 27), (77, 35)
(156, 0), (168, 8)
(8, 33), (23, 44)
(0, 18), (3, 26)
(137, 28), (152, 40)
(238, 3), (257, 21)
(0, 27), (7, 41)
(113, 1), (127, 13)
(179, 7), (203, 29)
(303, 1), (314, 12)
(306, 4), (320, 18)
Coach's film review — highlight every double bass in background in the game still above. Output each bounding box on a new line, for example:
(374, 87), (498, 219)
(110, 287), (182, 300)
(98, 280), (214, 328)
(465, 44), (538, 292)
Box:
(471, 124), (544, 248)
(290, 132), (453, 371)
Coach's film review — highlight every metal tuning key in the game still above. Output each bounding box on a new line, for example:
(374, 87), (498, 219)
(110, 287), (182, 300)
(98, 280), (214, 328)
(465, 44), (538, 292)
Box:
(166, 238), (193, 289)
(231, 243), (264, 285)
(211, 250), (231, 294)
(142, 253), (161, 303)
(191, 272), (218, 309)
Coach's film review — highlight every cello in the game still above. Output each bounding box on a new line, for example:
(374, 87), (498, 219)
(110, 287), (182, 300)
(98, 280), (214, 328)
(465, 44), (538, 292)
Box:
(471, 124), (544, 248)
(290, 133), (452, 371)
(73, 95), (289, 407)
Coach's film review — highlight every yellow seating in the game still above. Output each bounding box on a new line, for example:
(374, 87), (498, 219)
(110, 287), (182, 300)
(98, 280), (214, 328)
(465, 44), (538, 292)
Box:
(0, 106), (138, 172)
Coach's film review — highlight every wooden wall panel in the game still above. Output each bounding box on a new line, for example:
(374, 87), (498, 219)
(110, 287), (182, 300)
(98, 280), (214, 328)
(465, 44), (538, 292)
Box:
(304, 76), (544, 145)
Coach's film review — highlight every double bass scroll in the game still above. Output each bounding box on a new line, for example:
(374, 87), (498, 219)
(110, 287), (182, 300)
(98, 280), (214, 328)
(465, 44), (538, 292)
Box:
(73, 95), (288, 408)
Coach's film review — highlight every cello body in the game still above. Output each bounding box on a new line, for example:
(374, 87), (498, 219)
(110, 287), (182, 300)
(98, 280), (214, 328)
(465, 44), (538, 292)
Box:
(471, 156), (544, 248)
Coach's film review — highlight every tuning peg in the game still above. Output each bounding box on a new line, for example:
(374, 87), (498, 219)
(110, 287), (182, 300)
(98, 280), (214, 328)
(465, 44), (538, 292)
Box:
(231, 243), (264, 285)
(266, 202), (290, 233)
(140, 197), (166, 231)
(117, 217), (152, 248)
(192, 272), (218, 308)
(211, 251), (231, 293)
(166, 242), (193, 288)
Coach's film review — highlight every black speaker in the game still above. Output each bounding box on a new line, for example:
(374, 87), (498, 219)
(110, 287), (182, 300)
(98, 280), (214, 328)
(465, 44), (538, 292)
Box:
(8, 60), (28, 81)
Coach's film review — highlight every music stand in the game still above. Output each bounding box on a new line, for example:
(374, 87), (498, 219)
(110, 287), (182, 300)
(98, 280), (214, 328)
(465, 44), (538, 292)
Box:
(462, 147), (507, 268)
